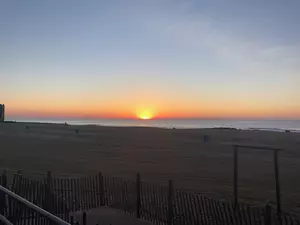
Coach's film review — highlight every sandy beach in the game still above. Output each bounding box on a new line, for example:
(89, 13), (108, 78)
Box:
(0, 122), (299, 212)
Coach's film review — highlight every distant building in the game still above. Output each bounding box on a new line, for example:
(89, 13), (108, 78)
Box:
(0, 104), (5, 122)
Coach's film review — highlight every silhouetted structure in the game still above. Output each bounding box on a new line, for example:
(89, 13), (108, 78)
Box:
(0, 104), (4, 122)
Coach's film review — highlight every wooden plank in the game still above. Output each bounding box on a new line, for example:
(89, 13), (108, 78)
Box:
(74, 178), (79, 211)
(237, 204), (244, 225)
(110, 176), (115, 208)
(201, 196), (210, 225)
(31, 180), (37, 225)
(84, 177), (89, 210)
(116, 178), (122, 209)
(20, 176), (26, 225)
(167, 180), (173, 225)
(22, 178), (28, 225)
(186, 192), (194, 225)
(162, 186), (168, 224)
(181, 191), (189, 225)
(233, 146), (239, 208)
(65, 178), (70, 222)
(213, 199), (224, 225)
(136, 173), (141, 219)
(201, 197), (210, 225)
(95, 174), (100, 207)
(90, 175), (95, 209)
(88, 176), (92, 210)
(187, 192), (197, 225)
(264, 204), (271, 225)
(241, 203), (249, 225)
(146, 182), (153, 223)
(55, 178), (60, 219)
(153, 184), (161, 225)
(274, 150), (282, 215)
(28, 180), (33, 225)
(63, 178), (69, 221)
(179, 190), (188, 225)
(70, 178), (75, 212)
(58, 178), (65, 220)
(102, 174), (107, 206)
(210, 198), (219, 225)
(34, 181), (41, 225)
(46, 171), (52, 214)
(80, 177), (84, 211)
(53, 178), (59, 216)
(194, 194), (203, 225)
(90, 175), (96, 208)
(246, 206), (254, 225)
(83, 177), (88, 210)
(124, 179), (130, 215)
(149, 183), (157, 223)
(66, 178), (71, 215)
(256, 207), (263, 225)
(194, 194), (204, 225)
(27, 179), (33, 225)
(156, 184), (163, 224)
(120, 179), (125, 212)
(220, 202), (230, 225)
(142, 182), (149, 222)
(0, 171), (7, 216)
(82, 211), (86, 225)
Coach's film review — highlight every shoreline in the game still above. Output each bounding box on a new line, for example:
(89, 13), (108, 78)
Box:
(2, 120), (300, 133)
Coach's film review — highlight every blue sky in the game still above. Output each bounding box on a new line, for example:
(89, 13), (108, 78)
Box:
(0, 0), (299, 119)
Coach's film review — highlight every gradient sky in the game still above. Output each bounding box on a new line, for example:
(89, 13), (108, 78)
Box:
(1, 0), (300, 119)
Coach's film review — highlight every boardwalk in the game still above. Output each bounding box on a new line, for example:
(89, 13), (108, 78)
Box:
(71, 207), (153, 225)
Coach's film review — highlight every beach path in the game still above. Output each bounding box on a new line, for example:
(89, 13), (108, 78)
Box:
(71, 207), (153, 225)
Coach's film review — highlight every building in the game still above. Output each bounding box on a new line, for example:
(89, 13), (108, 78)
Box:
(0, 104), (5, 122)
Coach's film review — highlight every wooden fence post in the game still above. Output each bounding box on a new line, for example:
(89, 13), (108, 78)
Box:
(136, 173), (141, 218)
(233, 146), (239, 208)
(82, 211), (87, 225)
(273, 150), (282, 215)
(98, 173), (104, 206)
(167, 180), (174, 225)
(0, 170), (7, 215)
(46, 171), (53, 213)
(264, 203), (271, 225)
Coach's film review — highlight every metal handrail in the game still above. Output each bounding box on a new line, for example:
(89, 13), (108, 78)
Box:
(0, 214), (13, 225)
(0, 185), (70, 225)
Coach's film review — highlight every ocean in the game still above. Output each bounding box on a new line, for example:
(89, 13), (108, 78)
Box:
(9, 118), (300, 132)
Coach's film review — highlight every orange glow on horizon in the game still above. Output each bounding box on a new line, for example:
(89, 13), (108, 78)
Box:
(136, 110), (154, 120)
(4, 97), (300, 120)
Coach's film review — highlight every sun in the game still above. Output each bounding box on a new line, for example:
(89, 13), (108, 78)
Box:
(137, 111), (153, 120)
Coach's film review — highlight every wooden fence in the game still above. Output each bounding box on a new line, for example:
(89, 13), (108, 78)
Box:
(1, 171), (300, 225)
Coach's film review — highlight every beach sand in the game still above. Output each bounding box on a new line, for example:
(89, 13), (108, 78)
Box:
(0, 122), (299, 212)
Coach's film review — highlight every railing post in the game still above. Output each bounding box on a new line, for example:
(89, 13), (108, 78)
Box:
(264, 203), (271, 225)
(136, 173), (141, 218)
(98, 173), (104, 206)
(167, 180), (174, 225)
